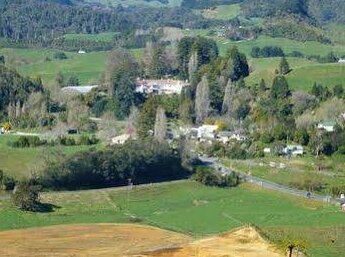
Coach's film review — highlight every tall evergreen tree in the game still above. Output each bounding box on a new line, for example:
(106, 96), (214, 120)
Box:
(279, 57), (290, 75)
(195, 76), (210, 124)
(271, 76), (291, 99)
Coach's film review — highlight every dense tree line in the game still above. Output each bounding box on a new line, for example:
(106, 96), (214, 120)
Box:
(251, 46), (285, 58)
(0, 65), (43, 121)
(0, 0), (214, 46)
(41, 140), (190, 190)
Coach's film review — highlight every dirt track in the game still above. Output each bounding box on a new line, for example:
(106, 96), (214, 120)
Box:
(0, 224), (283, 257)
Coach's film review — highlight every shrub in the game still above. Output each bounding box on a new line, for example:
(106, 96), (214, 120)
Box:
(12, 180), (42, 211)
(78, 135), (99, 145)
(58, 136), (76, 146)
(53, 52), (68, 60)
(10, 136), (47, 148)
(1, 175), (16, 191)
(194, 166), (240, 187)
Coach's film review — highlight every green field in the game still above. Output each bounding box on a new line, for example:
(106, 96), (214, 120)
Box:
(0, 181), (344, 256)
(0, 135), (98, 178)
(218, 36), (345, 57)
(83, 0), (182, 7)
(0, 48), (144, 86)
(61, 32), (119, 43)
(246, 57), (345, 90)
(197, 4), (241, 20)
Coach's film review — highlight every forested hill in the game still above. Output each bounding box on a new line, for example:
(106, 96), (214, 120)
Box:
(0, 0), (211, 44)
(242, 0), (345, 24)
(180, 0), (345, 24)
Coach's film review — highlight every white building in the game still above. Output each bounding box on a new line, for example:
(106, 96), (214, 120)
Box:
(111, 134), (131, 145)
(135, 79), (189, 95)
(283, 145), (304, 156)
(338, 58), (345, 64)
(61, 85), (99, 95)
(197, 125), (218, 139)
(216, 131), (246, 143)
(317, 121), (336, 132)
(78, 50), (86, 54)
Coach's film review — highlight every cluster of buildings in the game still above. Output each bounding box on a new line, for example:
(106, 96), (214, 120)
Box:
(181, 124), (247, 144)
(135, 79), (189, 95)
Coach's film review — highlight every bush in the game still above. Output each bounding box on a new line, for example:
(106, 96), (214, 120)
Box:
(12, 180), (42, 211)
(2, 176), (16, 191)
(226, 144), (248, 160)
(58, 136), (76, 146)
(53, 52), (68, 60)
(77, 135), (99, 145)
(194, 166), (240, 188)
(10, 136), (47, 148)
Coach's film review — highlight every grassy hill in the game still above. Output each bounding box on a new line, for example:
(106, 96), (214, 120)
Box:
(246, 57), (345, 91)
(196, 4), (242, 20)
(0, 48), (144, 86)
(0, 181), (344, 257)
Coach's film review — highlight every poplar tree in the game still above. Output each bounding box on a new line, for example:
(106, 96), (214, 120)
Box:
(195, 76), (210, 124)
(154, 106), (167, 142)
(222, 80), (235, 116)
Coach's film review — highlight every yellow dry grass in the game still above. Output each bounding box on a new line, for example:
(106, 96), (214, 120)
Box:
(0, 224), (283, 257)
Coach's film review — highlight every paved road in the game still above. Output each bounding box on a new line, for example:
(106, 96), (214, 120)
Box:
(199, 156), (343, 206)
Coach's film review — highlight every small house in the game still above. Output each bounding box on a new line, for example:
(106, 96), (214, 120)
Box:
(197, 125), (218, 139)
(317, 121), (336, 132)
(216, 131), (233, 144)
(78, 49), (86, 54)
(111, 134), (131, 145)
(283, 145), (304, 156)
(338, 58), (345, 64)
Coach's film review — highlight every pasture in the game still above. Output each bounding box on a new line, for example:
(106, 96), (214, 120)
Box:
(61, 32), (119, 43)
(197, 4), (241, 20)
(246, 57), (345, 91)
(0, 48), (144, 86)
(0, 181), (344, 256)
(0, 135), (97, 178)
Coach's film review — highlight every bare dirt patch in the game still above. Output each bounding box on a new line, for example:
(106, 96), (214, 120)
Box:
(0, 224), (191, 257)
(0, 224), (283, 257)
(145, 226), (283, 257)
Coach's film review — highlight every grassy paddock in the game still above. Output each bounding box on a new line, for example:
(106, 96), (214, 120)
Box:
(0, 181), (344, 256)
(0, 48), (144, 86)
(0, 135), (98, 178)
(196, 4), (241, 20)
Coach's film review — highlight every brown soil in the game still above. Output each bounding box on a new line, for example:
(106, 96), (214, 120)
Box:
(0, 224), (283, 257)
(145, 226), (283, 257)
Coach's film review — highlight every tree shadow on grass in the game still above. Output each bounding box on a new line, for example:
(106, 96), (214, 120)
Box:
(31, 202), (61, 213)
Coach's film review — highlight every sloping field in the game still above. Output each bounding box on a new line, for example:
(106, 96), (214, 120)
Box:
(0, 223), (191, 257)
(0, 224), (282, 257)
